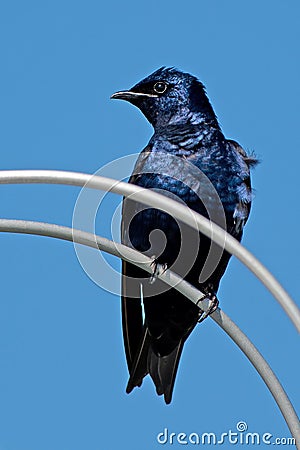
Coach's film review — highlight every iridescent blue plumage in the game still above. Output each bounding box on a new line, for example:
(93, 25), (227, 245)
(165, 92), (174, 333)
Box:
(111, 67), (257, 403)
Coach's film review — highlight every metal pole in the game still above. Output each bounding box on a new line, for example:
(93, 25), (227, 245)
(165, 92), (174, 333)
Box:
(0, 218), (298, 446)
(0, 170), (299, 332)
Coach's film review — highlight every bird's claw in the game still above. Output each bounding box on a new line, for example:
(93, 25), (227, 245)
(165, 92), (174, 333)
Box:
(196, 292), (219, 323)
(149, 258), (168, 284)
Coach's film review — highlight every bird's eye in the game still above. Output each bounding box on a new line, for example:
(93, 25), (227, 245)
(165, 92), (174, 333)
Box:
(153, 81), (168, 94)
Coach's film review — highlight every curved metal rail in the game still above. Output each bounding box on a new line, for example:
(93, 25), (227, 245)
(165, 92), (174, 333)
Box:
(0, 170), (299, 332)
(0, 219), (298, 445)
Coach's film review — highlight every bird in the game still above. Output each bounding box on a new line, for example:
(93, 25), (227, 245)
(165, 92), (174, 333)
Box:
(111, 67), (257, 404)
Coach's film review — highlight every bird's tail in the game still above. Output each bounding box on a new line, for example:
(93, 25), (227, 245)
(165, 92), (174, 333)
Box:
(126, 327), (184, 404)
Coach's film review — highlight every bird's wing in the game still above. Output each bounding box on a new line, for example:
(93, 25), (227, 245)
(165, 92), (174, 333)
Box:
(121, 261), (144, 371)
(121, 145), (153, 372)
(227, 139), (258, 168)
(227, 139), (258, 232)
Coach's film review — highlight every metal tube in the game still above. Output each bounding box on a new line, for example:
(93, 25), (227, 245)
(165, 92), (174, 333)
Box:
(0, 218), (299, 445)
(0, 169), (299, 332)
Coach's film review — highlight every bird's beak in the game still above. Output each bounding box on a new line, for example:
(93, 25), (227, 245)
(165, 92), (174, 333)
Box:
(110, 90), (158, 101)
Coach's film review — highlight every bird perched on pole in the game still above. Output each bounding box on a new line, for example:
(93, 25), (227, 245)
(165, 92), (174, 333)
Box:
(111, 67), (257, 404)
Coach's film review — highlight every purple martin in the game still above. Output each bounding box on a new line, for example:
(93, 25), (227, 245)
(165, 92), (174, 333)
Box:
(111, 67), (257, 403)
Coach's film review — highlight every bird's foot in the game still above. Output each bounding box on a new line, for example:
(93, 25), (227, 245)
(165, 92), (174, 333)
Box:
(149, 258), (168, 284)
(196, 291), (219, 323)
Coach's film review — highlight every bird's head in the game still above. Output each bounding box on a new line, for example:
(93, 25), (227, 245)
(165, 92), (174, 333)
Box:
(111, 67), (218, 129)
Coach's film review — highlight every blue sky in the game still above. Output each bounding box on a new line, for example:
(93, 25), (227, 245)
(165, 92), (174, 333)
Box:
(0, 1), (299, 449)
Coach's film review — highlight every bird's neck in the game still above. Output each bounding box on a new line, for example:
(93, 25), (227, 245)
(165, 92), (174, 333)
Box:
(154, 113), (224, 151)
